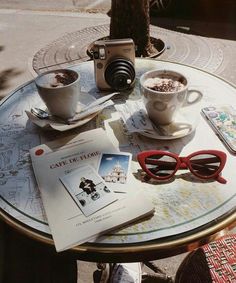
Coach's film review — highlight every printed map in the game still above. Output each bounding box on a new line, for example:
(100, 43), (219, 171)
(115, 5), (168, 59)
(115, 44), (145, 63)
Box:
(0, 60), (235, 244)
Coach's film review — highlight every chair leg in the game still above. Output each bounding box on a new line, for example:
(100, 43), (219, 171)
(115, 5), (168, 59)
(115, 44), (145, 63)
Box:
(142, 261), (174, 283)
(93, 263), (111, 283)
(93, 261), (174, 283)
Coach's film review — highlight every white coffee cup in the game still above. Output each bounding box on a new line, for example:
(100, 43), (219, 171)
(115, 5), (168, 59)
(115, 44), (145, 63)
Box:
(139, 69), (203, 125)
(35, 69), (80, 119)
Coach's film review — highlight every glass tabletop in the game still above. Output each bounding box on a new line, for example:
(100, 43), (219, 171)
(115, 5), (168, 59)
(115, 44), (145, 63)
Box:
(0, 58), (235, 262)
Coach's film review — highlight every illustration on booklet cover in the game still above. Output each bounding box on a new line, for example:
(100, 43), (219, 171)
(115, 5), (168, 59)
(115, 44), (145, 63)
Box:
(60, 165), (117, 216)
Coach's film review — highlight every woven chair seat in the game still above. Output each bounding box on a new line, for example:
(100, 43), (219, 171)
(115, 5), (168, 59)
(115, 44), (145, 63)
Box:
(175, 234), (236, 283)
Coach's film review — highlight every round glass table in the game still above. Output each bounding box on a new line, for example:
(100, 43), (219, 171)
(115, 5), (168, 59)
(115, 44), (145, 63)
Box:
(0, 58), (235, 262)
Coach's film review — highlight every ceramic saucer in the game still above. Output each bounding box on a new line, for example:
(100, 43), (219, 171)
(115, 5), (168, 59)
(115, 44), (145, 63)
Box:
(26, 93), (98, 131)
(138, 104), (200, 140)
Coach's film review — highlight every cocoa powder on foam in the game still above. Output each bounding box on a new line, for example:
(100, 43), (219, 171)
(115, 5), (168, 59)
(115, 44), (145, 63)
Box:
(144, 77), (185, 92)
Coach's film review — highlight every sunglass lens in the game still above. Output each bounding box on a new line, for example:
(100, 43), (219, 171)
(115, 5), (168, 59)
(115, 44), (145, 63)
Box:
(145, 154), (177, 178)
(189, 154), (221, 177)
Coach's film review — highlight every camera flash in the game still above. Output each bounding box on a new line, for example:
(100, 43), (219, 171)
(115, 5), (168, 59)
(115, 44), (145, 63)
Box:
(99, 47), (106, 59)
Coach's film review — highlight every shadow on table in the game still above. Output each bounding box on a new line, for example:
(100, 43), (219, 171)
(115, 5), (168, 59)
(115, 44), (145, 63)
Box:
(150, 0), (236, 40)
(0, 220), (78, 283)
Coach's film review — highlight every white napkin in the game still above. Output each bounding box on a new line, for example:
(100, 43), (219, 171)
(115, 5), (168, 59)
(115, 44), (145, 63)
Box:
(115, 99), (196, 138)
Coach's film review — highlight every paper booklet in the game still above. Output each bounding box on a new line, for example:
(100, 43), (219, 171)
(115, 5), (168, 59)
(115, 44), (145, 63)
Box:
(30, 128), (154, 252)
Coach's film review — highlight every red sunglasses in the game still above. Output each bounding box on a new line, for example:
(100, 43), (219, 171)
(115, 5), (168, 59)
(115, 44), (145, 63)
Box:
(137, 150), (227, 184)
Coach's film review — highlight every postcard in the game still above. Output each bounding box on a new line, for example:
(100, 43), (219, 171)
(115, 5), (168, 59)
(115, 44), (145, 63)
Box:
(98, 152), (132, 193)
(60, 165), (117, 217)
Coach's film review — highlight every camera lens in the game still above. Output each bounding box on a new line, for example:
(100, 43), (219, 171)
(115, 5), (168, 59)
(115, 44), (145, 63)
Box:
(105, 59), (135, 91)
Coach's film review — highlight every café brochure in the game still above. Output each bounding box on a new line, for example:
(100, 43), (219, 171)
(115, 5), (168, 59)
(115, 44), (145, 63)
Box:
(30, 128), (154, 252)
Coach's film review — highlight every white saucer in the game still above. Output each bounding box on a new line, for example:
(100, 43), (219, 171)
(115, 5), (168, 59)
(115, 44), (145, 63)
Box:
(138, 105), (200, 140)
(26, 93), (98, 131)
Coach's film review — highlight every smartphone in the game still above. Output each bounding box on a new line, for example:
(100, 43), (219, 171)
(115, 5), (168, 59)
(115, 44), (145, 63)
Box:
(202, 105), (236, 153)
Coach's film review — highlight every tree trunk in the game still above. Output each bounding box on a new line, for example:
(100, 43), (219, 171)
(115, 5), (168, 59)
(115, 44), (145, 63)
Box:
(110, 0), (156, 57)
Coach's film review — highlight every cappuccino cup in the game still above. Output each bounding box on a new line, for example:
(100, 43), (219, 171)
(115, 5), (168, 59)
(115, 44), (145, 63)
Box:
(35, 69), (80, 119)
(139, 69), (202, 125)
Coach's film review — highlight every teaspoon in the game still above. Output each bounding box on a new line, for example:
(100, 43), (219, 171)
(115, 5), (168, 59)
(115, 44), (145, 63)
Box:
(31, 107), (50, 119)
(31, 107), (69, 123)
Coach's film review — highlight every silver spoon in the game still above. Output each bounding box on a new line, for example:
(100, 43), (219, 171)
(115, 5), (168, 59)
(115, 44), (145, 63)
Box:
(31, 107), (50, 119)
(31, 92), (119, 120)
(31, 107), (71, 124)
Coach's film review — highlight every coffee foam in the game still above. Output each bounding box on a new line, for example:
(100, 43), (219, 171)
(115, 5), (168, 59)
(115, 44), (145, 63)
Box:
(144, 77), (185, 92)
(38, 71), (77, 88)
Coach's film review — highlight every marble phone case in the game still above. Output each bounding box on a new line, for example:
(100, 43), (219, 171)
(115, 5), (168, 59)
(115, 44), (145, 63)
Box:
(202, 105), (236, 153)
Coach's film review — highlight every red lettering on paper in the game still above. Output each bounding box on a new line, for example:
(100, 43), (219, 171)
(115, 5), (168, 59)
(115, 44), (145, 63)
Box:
(35, 149), (44, 156)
